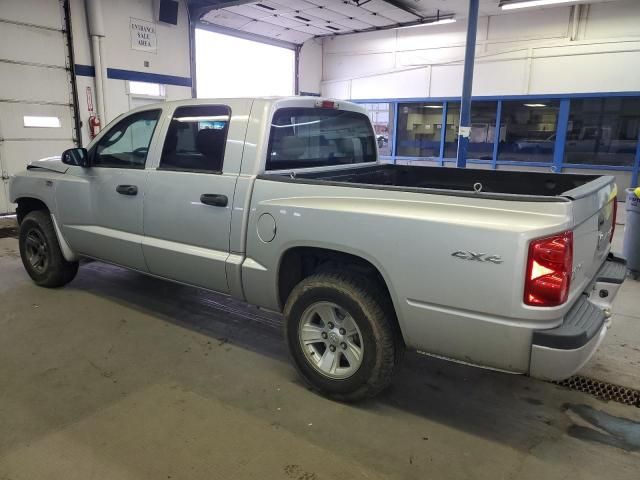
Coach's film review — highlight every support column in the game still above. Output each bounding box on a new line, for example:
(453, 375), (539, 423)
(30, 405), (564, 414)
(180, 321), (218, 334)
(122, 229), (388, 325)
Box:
(456, 0), (480, 168)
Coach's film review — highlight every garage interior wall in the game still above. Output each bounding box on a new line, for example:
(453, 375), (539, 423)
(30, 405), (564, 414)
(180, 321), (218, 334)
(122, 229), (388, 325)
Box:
(319, 0), (640, 192)
(321, 1), (640, 99)
(71, 0), (192, 146)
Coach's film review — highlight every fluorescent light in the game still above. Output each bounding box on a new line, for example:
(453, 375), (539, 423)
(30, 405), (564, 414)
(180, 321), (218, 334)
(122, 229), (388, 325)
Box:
(500, 0), (579, 10)
(23, 116), (61, 128)
(524, 103), (547, 107)
(421, 105), (443, 109)
(398, 16), (456, 30)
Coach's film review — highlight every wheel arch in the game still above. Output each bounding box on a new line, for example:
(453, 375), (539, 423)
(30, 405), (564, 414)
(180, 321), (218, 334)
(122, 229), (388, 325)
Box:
(15, 196), (50, 224)
(276, 245), (405, 343)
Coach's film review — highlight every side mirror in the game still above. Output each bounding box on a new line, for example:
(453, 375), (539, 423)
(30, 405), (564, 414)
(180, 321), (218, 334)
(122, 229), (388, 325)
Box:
(61, 148), (90, 167)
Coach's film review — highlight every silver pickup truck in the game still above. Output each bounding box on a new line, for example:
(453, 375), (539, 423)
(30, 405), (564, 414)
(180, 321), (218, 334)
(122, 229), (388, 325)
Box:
(9, 97), (626, 401)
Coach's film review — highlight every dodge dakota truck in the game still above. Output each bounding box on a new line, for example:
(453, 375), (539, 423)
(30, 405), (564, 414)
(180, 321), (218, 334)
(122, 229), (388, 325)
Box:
(9, 97), (626, 401)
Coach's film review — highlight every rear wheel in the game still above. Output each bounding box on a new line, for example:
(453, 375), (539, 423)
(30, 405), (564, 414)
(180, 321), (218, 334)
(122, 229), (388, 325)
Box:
(284, 271), (401, 402)
(18, 210), (79, 287)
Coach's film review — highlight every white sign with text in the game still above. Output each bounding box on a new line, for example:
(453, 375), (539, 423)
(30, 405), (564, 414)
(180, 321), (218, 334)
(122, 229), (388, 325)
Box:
(130, 18), (157, 53)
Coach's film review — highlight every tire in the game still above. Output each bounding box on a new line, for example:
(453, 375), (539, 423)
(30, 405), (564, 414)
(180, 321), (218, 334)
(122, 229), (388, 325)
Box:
(284, 271), (401, 402)
(18, 210), (79, 288)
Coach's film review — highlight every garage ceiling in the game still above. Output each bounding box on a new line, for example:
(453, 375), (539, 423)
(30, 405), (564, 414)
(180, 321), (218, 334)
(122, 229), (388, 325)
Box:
(191, 0), (619, 45)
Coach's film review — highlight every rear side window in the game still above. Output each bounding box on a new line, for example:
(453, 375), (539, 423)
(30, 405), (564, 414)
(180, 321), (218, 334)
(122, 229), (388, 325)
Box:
(160, 105), (230, 173)
(266, 108), (376, 171)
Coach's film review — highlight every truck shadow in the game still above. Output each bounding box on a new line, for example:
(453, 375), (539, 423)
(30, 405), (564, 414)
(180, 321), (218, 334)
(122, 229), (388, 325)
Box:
(70, 260), (633, 453)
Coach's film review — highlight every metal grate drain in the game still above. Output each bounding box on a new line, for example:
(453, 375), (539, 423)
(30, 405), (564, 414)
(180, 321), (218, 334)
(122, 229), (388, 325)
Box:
(554, 375), (640, 407)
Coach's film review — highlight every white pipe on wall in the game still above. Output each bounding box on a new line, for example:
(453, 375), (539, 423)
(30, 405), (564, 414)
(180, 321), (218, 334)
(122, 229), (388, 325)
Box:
(91, 35), (106, 126)
(86, 0), (106, 127)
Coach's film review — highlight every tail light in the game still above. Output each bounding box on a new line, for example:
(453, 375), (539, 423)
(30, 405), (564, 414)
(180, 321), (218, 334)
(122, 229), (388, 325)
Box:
(524, 231), (573, 307)
(610, 199), (617, 243)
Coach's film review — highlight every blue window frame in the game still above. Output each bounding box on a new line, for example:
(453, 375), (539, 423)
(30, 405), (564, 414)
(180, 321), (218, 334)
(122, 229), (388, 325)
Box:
(354, 91), (640, 187)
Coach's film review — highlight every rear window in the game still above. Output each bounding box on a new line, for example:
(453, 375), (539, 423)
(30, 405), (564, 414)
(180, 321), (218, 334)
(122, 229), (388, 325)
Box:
(266, 107), (376, 171)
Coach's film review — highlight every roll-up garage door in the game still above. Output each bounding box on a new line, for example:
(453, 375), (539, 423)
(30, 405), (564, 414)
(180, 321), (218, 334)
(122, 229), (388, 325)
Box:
(0, 0), (78, 214)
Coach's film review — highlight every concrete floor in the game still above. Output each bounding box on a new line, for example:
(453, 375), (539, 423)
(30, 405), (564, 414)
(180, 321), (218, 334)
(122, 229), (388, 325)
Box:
(1, 215), (639, 479)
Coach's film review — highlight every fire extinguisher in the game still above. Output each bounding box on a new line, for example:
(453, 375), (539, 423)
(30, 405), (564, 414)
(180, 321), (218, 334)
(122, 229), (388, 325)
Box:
(88, 115), (101, 139)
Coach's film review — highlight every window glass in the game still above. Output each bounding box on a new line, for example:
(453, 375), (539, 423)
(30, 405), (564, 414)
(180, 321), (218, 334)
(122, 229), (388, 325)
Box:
(94, 109), (160, 168)
(462, 101), (497, 160)
(564, 98), (640, 166)
(443, 102), (460, 159)
(497, 101), (559, 163)
(396, 103), (443, 158)
(266, 108), (376, 171)
(360, 103), (394, 156)
(160, 105), (230, 172)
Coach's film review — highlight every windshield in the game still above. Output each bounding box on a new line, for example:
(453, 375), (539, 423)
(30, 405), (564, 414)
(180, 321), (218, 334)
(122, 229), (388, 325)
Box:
(266, 107), (377, 171)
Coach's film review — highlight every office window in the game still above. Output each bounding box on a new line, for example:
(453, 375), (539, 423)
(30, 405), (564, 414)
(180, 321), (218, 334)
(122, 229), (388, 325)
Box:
(497, 101), (559, 163)
(160, 105), (230, 172)
(397, 103), (443, 158)
(564, 98), (640, 167)
(443, 102), (460, 159)
(360, 103), (394, 156)
(468, 102), (497, 160)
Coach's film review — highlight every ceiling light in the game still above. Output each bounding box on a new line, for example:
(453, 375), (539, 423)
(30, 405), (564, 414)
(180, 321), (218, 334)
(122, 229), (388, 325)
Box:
(397, 15), (456, 30)
(422, 105), (443, 109)
(524, 103), (547, 107)
(500, 0), (580, 10)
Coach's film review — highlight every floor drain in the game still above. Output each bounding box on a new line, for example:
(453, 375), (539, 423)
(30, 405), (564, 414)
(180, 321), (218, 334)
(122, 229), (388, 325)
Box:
(554, 375), (640, 407)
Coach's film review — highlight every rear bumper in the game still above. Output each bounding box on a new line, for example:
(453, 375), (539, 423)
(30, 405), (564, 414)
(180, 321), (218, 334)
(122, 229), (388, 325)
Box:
(528, 253), (626, 381)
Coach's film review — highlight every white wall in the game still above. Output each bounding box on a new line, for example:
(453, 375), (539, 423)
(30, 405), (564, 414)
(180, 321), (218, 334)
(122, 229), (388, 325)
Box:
(70, 0), (192, 144)
(320, 0), (640, 100)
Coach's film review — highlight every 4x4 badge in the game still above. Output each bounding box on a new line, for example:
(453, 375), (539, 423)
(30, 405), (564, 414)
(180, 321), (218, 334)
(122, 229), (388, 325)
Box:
(451, 251), (503, 264)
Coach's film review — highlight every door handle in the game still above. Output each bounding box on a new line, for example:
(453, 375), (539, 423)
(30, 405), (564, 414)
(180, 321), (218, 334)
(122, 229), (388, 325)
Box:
(200, 193), (228, 207)
(116, 185), (138, 196)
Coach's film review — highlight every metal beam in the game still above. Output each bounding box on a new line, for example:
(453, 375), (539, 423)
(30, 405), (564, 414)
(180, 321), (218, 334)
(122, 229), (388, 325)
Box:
(196, 21), (298, 50)
(456, 0), (480, 168)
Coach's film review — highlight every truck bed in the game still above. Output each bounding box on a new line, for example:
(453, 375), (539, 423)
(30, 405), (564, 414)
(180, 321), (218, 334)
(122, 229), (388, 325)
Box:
(270, 164), (607, 200)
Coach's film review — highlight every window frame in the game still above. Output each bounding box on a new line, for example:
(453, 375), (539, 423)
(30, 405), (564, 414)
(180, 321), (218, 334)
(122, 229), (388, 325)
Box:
(89, 108), (162, 169)
(157, 104), (232, 175)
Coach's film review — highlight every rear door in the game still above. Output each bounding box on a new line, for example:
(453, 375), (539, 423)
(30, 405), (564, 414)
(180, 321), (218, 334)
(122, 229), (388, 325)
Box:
(0, 0), (78, 214)
(142, 101), (250, 293)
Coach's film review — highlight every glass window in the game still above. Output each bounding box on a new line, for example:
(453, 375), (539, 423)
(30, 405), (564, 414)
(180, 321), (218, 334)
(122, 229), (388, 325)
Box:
(93, 109), (160, 168)
(443, 102), (460, 159)
(160, 105), (230, 173)
(360, 103), (394, 156)
(497, 101), (559, 163)
(467, 101), (497, 160)
(396, 103), (443, 158)
(564, 98), (640, 166)
(266, 108), (376, 171)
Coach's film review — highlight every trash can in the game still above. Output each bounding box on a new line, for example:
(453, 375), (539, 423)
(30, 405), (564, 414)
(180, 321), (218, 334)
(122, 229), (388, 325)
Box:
(623, 188), (640, 279)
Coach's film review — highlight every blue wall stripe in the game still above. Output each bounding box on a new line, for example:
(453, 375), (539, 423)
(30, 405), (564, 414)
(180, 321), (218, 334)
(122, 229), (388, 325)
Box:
(107, 68), (192, 87)
(74, 64), (192, 87)
(74, 64), (95, 77)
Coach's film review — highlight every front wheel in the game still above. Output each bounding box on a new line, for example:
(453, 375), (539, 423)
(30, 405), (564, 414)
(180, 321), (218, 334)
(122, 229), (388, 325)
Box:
(18, 210), (79, 288)
(284, 272), (401, 402)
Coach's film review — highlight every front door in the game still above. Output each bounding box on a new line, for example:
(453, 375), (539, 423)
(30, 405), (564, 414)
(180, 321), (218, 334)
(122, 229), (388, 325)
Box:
(58, 109), (162, 271)
(142, 104), (237, 293)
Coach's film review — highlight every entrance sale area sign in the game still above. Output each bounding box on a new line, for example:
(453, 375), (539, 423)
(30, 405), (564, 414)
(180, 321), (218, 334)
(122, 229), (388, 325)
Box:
(130, 18), (157, 53)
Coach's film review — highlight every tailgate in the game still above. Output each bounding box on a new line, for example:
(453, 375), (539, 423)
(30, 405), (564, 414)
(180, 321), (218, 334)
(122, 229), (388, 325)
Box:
(565, 176), (617, 298)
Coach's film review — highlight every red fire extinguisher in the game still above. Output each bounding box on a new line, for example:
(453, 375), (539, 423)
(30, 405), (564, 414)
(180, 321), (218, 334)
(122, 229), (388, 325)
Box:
(86, 86), (101, 139)
(88, 115), (101, 139)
